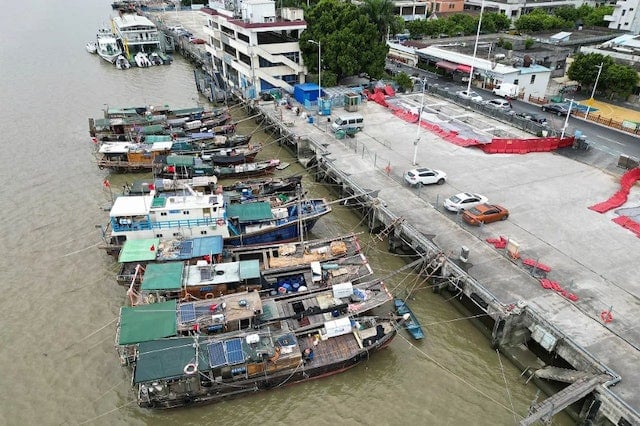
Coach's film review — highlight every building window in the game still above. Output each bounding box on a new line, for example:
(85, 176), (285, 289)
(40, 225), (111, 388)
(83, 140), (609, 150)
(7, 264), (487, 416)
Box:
(449, 3), (455, 9)
(530, 75), (536, 84)
(514, 79), (519, 85)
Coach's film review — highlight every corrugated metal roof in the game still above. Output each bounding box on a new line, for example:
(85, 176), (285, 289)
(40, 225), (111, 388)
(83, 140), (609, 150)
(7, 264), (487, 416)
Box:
(226, 202), (272, 222)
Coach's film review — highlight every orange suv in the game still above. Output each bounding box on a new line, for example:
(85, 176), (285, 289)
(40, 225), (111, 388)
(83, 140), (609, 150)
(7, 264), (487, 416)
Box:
(462, 203), (509, 225)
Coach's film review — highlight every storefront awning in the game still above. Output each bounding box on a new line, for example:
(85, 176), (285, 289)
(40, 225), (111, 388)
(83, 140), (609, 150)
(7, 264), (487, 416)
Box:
(456, 64), (472, 73)
(435, 60), (458, 72)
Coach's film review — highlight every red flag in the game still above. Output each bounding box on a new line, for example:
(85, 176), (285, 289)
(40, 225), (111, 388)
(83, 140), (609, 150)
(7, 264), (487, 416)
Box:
(91, 137), (98, 144)
(148, 183), (155, 191)
(103, 179), (110, 188)
(150, 245), (155, 251)
(167, 165), (175, 173)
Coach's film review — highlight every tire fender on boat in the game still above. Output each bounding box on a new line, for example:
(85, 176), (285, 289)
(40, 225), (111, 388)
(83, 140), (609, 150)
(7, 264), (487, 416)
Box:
(184, 363), (197, 375)
(216, 218), (225, 226)
(205, 293), (214, 299)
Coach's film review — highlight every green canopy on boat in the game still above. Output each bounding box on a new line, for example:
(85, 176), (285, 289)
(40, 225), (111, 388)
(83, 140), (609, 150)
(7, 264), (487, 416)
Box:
(141, 262), (184, 291)
(118, 238), (160, 263)
(145, 134), (173, 143)
(141, 124), (165, 135)
(134, 337), (209, 383)
(171, 107), (204, 117)
(166, 155), (195, 167)
(239, 259), (261, 280)
(226, 202), (273, 222)
(118, 300), (177, 345)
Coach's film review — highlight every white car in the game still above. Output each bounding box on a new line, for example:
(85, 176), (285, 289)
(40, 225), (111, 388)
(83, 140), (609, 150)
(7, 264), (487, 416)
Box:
(404, 168), (447, 186)
(444, 192), (489, 212)
(484, 99), (511, 110)
(456, 90), (483, 102)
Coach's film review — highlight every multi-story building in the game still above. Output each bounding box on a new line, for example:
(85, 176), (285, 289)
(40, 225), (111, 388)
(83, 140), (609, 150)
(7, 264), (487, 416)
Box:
(605, 0), (640, 33)
(202, 1), (307, 98)
(464, 0), (595, 20)
(389, 0), (464, 21)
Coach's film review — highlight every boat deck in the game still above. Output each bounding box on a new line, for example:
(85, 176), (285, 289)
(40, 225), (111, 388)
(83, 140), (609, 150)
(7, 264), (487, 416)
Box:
(299, 333), (361, 365)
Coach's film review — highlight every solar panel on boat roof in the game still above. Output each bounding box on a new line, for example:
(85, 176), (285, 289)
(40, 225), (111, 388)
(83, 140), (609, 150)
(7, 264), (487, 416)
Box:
(225, 338), (244, 365)
(208, 341), (226, 368)
(178, 302), (196, 324)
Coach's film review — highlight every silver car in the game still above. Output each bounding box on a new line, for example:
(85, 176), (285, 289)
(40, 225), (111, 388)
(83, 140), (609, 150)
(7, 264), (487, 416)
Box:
(444, 192), (489, 212)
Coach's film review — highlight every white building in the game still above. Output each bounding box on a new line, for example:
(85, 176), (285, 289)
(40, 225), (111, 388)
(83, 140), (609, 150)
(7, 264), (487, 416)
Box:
(202, 1), (307, 98)
(419, 46), (551, 98)
(465, 0), (594, 20)
(605, 0), (640, 34)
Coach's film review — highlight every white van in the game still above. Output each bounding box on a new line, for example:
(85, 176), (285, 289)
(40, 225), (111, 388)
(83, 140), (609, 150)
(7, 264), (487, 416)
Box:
(331, 113), (364, 133)
(492, 83), (519, 98)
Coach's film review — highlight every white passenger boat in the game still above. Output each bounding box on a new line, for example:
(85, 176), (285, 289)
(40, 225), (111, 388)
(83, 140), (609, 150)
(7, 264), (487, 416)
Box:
(96, 28), (122, 63)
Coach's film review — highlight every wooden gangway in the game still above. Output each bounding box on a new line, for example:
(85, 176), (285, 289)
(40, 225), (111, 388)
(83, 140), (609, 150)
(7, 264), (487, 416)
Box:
(520, 374), (611, 425)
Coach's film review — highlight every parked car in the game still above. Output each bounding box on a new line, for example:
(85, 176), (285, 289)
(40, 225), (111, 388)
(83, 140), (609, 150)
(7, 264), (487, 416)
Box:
(443, 192), (488, 212)
(541, 103), (573, 116)
(456, 90), (483, 102)
(514, 111), (548, 125)
(404, 168), (447, 186)
(189, 37), (206, 44)
(484, 99), (511, 110)
(462, 204), (509, 225)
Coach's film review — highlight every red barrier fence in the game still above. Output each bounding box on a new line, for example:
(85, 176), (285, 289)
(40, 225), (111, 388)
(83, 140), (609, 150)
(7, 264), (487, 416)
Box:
(481, 137), (574, 154)
(589, 168), (640, 213)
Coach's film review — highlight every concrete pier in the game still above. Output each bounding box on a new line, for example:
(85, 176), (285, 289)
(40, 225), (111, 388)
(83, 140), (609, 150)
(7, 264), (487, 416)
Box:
(245, 94), (640, 425)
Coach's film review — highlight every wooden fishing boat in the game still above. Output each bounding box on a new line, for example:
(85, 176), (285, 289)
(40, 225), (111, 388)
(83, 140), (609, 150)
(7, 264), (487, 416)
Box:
(222, 175), (302, 196)
(223, 197), (332, 247)
(130, 314), (400, 409)
(394, 298), (424, 340)
(214, 159), (280, 179)
(98, 188), (331, 256)
(115, 277), (401, 407)
(115, 235), (225, 286)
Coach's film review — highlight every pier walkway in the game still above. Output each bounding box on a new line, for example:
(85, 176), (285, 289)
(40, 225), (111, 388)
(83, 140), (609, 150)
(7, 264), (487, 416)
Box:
(254, 93), (640, 424)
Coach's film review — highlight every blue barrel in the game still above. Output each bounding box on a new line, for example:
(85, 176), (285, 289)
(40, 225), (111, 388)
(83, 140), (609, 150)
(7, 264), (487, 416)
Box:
(307, 116), (314, 124)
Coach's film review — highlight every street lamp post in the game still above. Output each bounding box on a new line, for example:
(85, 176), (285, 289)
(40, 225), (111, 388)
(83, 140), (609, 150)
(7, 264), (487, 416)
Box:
(585, 62), (603, 120)
(466, 0), (485, 94)
(560, 98), (576, 139)
(412, 78), (426, 166)
(309, 40), (321, 103)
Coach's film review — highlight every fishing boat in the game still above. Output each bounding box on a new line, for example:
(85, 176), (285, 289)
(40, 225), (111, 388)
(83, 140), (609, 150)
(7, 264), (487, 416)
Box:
(86, 41), (97, 53)
(98, 186), (230, 256)
(96, 28), (122, 63)
(98, 188), (331, 256)
(97, 141), (173, 172)
(222, 175), (302, 196)
(214, 159), (280, 180)
(394, 298), (424, 340)
(130, 314), (400, 409)
(223, 197), (331, 247)
(116, 235), (225, 285)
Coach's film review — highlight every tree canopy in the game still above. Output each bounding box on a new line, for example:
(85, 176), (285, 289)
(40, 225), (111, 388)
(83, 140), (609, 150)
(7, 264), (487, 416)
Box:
(406, 12), (509, 39)
(567, 53), (639, 100)
(302, 0), (389, 83)
(514, 5), (614, 31)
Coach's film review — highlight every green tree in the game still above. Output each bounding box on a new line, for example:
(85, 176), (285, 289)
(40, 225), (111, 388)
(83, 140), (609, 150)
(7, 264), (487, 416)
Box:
(601, 64), (639, 99)
(524, 38), (534, 49)
(583, 6), (614, 26)
(303, 0), (388, 82)
(484, 12), (511, 32)
(567, 53), (614, 87)
(515, 9), (570, 31)
(554, 6), (579, 22)
(395, 72), (414, 92)
(361, 0), (395, 42)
